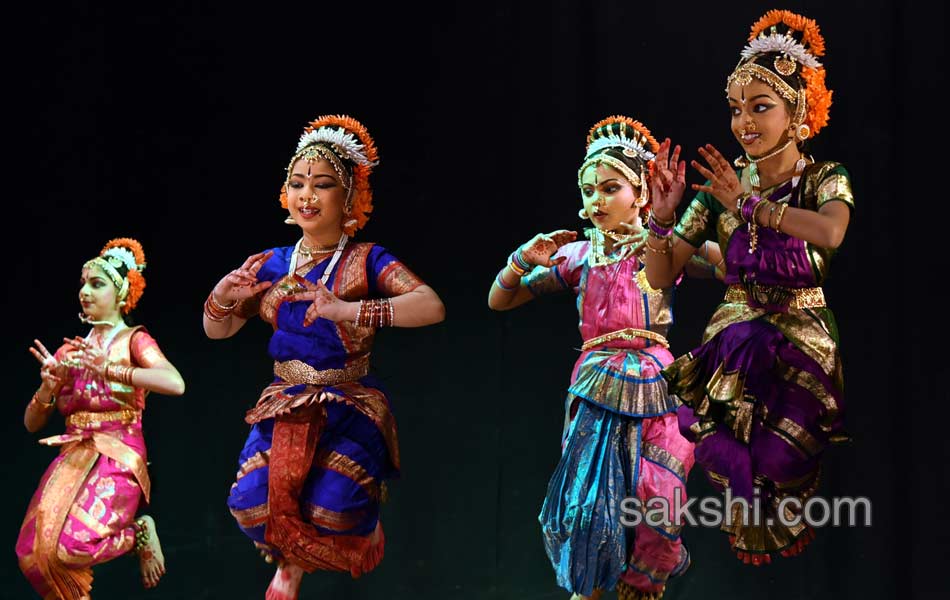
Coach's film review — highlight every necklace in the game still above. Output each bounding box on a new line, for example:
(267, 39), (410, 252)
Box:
(87, 320), (128, 350)
(745, 138), (794, 166)
(289, 234), (348, 285)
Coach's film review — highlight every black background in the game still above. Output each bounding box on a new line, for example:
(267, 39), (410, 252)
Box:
(2, 1), (944, 598)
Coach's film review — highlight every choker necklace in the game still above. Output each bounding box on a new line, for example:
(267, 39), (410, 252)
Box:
(745, 138), (795, 165)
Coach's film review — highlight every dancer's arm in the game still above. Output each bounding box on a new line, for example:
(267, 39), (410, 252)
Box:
(24, 340), (66, 432)
(488, 230), (577, 311)
(204, 250), (274, 339)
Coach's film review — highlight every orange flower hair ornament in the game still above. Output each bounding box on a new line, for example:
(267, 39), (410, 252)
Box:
(727, 10), (833, 139)
(84, 237), (147, 313)
(279, 115), (380, 236)
(579, 115), (660, 210)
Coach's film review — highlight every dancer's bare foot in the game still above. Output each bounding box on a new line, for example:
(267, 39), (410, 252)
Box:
(136, 515), (166, 588)
(266, 563), (304, 600)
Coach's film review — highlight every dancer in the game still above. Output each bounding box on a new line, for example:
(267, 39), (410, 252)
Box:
(17, 237), (183, 598)
(489, 116), (719, 600)
(645, 10), (851, 564)
(206, 115), (444, 600)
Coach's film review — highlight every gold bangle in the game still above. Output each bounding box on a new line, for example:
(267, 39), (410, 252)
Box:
(210, 293), (238, 310)
(31, 392), (55, 409)
(751, 199), (771, 227)
(645, 238), (671, 254)
(773, 203), (789, 231)
(204, 294), (235, 321)
(507, 260), (527, 277)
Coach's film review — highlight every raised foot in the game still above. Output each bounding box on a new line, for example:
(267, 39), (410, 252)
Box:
(266, 563), (305, 600)
(136, 515), (166, 588)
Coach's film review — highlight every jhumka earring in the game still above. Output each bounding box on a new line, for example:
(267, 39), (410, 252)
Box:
(284, 215), (297, 225)
(578, 208), (590, 219)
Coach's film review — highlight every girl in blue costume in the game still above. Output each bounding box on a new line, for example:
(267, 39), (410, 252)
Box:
(203, 115), (445, 600)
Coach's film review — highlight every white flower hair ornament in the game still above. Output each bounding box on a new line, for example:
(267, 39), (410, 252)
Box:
(585, 135), (656, 163)
(741, 33), (822, 69)
(102, 246), (145, 272)
(296, 126), (380, 168)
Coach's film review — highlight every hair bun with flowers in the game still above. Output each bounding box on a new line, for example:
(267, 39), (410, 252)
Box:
(86, 237), (147, 313)
(279, 114), (380, 236)
(730, 10), (833, 139)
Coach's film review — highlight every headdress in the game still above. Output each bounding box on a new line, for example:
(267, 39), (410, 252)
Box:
(279, 115), (380, 236)
(578, 115), (659, 208)
(726, 10), (832, 140)
(84, 238), (147, 313)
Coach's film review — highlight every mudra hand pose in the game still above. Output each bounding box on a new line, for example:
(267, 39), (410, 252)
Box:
(645, 10), (852, 565)
(16, 238), (184, 598)
(205, 115), (444, 600)
(489, 117), (720, 600)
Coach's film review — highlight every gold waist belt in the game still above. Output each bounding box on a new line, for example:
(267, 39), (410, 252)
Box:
(274, 355), (370, 386)
(581, 327), (670, 351)
(725, 283), (826, 309)
(66, 409), (140, 429)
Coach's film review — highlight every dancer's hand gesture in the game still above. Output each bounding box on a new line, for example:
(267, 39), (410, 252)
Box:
(64, 336), (108, 376)
(212, 251), (274, 305)
(691, 144), (744, 212)
(520, 230), (577, 268)
(286, 280), (351, 326)
(614, 224), (649, 261)
(649, 139), (687, 222)
(29, 339), (65, 394)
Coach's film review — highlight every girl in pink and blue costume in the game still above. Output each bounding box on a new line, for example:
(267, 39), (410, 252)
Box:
(489, 117), (721, 600)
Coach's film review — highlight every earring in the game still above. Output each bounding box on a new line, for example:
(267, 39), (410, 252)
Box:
(578, 208), (590, 219)
(343, 218), (358, 229)
(284, 215), (297, 225)
(795, 123), (811, 141)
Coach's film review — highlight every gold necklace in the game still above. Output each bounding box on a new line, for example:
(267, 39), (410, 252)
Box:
(299, 241), (337, 256)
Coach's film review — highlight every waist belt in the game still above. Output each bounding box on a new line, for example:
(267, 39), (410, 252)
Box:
(725, 283), (826, 309)
(66, 409), (140, 429)
(274, 355), (370, 386)
(581, 327), (670, 351)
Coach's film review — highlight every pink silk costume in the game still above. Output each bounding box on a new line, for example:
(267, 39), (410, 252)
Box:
(16, 326), (166, 599)
(527, 233), (695, 597)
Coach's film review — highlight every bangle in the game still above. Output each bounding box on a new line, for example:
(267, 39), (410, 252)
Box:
(204, 292), (235, 321)
(741, 195), (762, 223)
(751, 199), (770, 227)
(645, 236), (672, 254)
(495, 271), (518, 291)
(648, 214), (674, 238)
(357, 299), (395, 327)
(511, 248), (532, 272)
(773, 203), (789, 231)
(105, 362), (136, 385)
(211, 293), (238, 310)
(650, 211), (675, 228)
(507, 259), (528, 277)
(31, 392), (55, 409)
